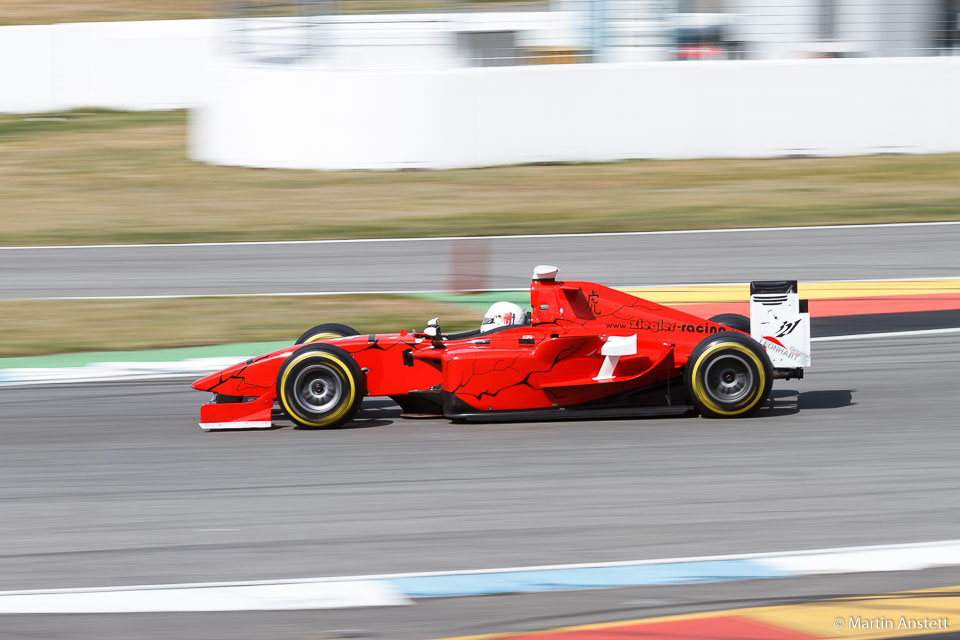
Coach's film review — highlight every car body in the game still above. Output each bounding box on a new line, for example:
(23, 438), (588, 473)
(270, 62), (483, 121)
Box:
(192, 266), (810, 430)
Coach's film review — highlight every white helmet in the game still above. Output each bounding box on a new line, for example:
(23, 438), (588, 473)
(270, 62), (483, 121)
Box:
(481, 301), (527, 333)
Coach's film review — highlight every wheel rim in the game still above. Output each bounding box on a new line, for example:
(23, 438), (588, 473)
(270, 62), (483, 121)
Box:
(291, 364), (343, 415)
(703, 354), (753, 405)
(303, 331), (341, 344)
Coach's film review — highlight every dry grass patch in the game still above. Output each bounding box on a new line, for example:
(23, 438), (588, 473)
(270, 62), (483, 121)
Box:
(0, 295), (477, 357)
(0, 0), (540, 25)
(0, 110), (958, 246)
(0, 0), (210, 24)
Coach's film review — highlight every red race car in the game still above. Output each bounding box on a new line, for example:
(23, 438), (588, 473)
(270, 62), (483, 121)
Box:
(192, 266), (811, 430)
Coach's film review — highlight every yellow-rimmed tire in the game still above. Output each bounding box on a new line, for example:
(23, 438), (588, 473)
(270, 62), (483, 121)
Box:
(276, 343), (366, 429)
(685, 333), (772, 419)
(295, 323), (360, 346)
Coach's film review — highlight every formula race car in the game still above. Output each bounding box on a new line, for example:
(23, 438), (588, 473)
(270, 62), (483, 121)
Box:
(192, 266), (811, 430)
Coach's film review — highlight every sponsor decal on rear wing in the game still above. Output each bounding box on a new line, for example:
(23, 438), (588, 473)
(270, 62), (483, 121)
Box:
(749, 281), (811, 368)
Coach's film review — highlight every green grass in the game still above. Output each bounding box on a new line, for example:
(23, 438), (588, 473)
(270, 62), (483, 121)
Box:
(0, 295), (479, 357)
(1, 109), (958, 247)
(0, 110), (181, 141)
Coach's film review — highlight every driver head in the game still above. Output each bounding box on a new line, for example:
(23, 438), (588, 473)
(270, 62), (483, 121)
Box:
(481, 301), (527, 333)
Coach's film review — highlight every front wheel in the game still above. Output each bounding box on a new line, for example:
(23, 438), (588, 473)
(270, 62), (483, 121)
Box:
(276, 344), (366, 428)
(295, 322), (360, 345)
(685, 333), (772, 419)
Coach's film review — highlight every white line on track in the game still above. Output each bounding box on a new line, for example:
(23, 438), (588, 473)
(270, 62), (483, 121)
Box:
(812, 327), (960, 341)
(20, 288), (529, 302)
(0, 373), (202, 388)
(0, 539), (958, 614)
(1, 539), (957, 594)
(14, 275), (960, 302)
(0, 581), (408, 613)
(2, 221), (958, 251)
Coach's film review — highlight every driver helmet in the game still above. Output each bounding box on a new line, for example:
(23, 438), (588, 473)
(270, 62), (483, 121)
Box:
(481, 301), (527, 333)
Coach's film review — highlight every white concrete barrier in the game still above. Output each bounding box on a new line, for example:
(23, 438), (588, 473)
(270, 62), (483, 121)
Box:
(51, 20), (218, 111)
(0, 20), (218, 113)
(0, 13), (580, 113)
(190, 56), (960, 170)
(3, 16), (956, 169)
(0, 26), (57, 113)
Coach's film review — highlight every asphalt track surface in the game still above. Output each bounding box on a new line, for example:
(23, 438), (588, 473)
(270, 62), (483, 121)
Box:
(2, 332), (960, 638)
(3, 223), (960, 299)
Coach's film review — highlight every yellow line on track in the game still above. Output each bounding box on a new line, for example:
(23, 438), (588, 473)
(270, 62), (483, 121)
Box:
(620, 279), (960, 305)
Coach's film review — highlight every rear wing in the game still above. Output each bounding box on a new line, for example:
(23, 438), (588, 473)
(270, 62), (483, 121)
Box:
(749, 281), (811, 371)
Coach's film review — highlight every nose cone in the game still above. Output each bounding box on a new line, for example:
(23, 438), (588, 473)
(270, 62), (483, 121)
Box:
(191, 356), (269, 395)
(192, 370), (222, 391)
(192, 359), (248, 392)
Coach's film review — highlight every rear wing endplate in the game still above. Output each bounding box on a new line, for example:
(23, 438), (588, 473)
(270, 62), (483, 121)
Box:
(749, 281), (811, 368)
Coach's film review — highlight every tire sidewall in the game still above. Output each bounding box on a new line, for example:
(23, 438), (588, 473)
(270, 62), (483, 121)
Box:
(276, 343), (366, 428)
(295, 323), (360, 346)
(685, 332), (773, 418)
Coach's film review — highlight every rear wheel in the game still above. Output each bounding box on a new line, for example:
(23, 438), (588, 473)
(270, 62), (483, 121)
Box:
(708, 313), (750, 333)
(276, 343), (366, 428)
(295, 322), (360, 345)
(685, 332), (772, 419)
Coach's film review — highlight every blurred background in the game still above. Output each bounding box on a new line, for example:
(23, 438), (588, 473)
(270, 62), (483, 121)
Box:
(211, 0), (960, 65)
(0, 0), (959, 349)
(1, 0), (958, 352)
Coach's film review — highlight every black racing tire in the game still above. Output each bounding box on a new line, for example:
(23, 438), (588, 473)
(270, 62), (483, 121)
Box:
(708, 313), (751, 333)
(294, 323), (360, 345)
(685, 332), (773, 419)
(276, 343), (366, 429)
